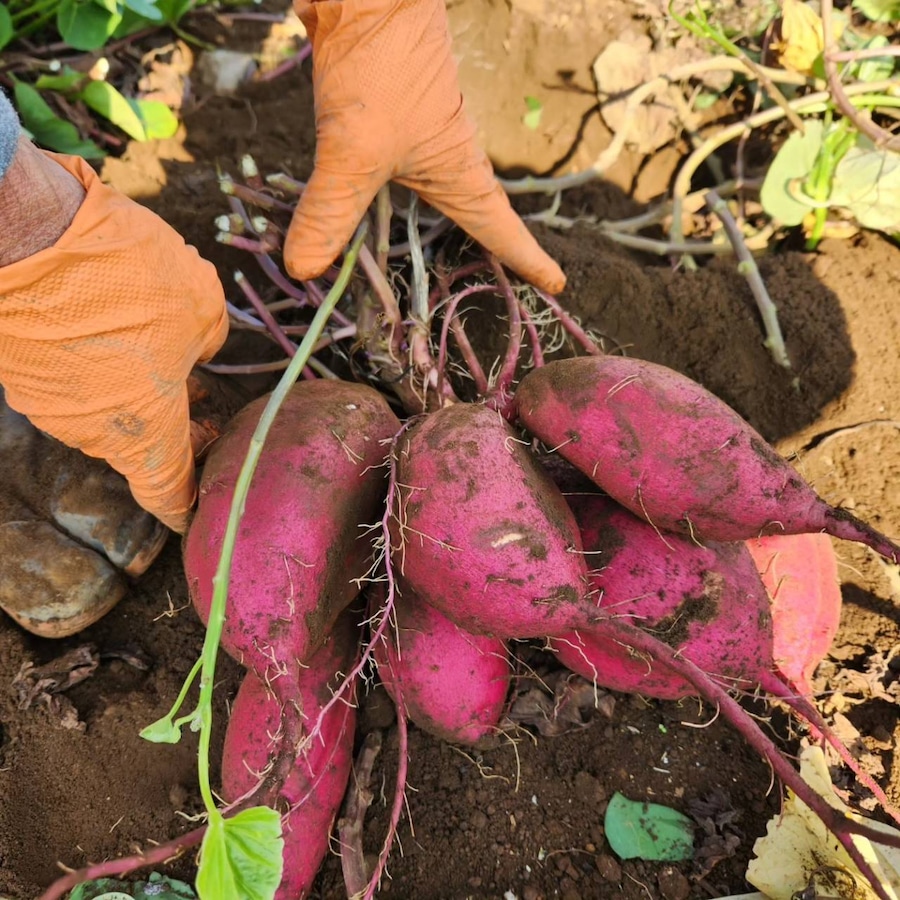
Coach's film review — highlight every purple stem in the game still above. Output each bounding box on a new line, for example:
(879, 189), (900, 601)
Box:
(364, 690), (409, 900)
(223, 181), (295, 213)
(217, 234), (278, 254)
(436, 284), (496, 397)
(257, 43), (312, 83)
(534, 288), (601, 356)
(518, 299), (545, 368)
(235, 273), (297, 359)
(759, 670), (900, 827)
(596, 619), (900, 900)
(488, 257), (523, 412)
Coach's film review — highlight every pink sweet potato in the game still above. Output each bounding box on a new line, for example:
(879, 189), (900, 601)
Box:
(745, 533), (842, 695)
(515, 357), (900, 560)
(221, 612), (358, 900)
(391, 402), (594, 639)
(550, 494), (894, 825)
(185, 380), (400, 685)
(550, 493), (774, 699)
(372, 584), (511, 745)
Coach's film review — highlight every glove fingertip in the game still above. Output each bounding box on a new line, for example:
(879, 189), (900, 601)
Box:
(534, 260), (567, 296)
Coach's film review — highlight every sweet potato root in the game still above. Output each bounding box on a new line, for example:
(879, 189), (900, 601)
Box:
(372, 584), (511, 745)
(220, 612), (358, 900)
(391, 402), (594, 639)
(745, 532), (842, 696)
(515, 357), (900, 560)
(550, 492), (774, 699)
(185, 380), (400, 682)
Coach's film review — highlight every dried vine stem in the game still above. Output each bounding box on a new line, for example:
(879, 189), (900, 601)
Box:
(704, 189), (790, 370)
(499, 57), (807, 196)
(821, 0), (900, 152)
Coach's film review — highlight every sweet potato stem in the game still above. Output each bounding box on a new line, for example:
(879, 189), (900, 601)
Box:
(194, 226), (369, 818)
(435, 281), (496, 397)
(597, 619), (900, 900)
(487, 256), (523, 416)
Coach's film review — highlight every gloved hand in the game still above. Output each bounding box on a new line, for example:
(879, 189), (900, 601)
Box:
(286, 0), (566, 294)
(0, 142), (228, 534)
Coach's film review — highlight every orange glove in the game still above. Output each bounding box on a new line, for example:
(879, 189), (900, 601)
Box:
(0, 152), (228, 533)
(286, 0), (566, 294)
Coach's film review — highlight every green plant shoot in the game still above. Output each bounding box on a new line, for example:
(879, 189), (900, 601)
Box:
(140, 226), (369, 900)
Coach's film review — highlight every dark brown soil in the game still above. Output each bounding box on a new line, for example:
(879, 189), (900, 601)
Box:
(3, 2), (900, 899)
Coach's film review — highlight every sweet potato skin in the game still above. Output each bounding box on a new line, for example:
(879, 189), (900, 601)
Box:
(515, 357), (829, 542)
(373, 584), (511, 745)
(185, 380), (400, 679)
(391, 402), (593, 639)
(221, 613), (358, 900)
(745, 533), (841, 694)
(551, 493), (774, 699)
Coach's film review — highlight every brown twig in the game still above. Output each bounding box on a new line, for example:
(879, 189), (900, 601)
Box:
(338, 730), (384, 897)
(363, 698), (409, 900)
(821, 0), (900, 152)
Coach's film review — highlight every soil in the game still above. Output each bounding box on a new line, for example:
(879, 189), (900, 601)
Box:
(3, 2), (900, 899)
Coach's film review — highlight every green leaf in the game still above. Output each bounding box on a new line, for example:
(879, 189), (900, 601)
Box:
(693, 91), (720, 111)
(133, 98), (179, 139)
(196, 808), (284, 900)
(856, 36), (896, 83)
(155, 0), (196, 24)
(604, 792), (694, 862)
(760, 120), (826, 226)
(78, 80), (147, 140)
(12, 80), (105, 158)
(68, 872), (196, 900)
(0, 5), (13, 51)
(830, 143), (900, 232)
(123, 0), (164, 21)
(853, 0), (900, 21)
(34, 65), (88, 94)
(523, 95), (543, 131)
(57, 0), (123, 50)
(139, 715), (183, 743)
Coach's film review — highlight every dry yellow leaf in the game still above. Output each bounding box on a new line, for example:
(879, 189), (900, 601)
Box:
(746, 746), (900, 899)
(771, 0), (843, 76)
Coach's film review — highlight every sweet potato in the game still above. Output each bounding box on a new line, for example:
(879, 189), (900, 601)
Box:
(391, 402), (594, 639)
(185, 380), (400, 684)
(551, 493), (896, 826)
(220, 612), (358, 900)
(515, 357), (900, 560)
(372, 584), (511, 745)
(745, 533), (842, 696)
(550, 493), (774, 699)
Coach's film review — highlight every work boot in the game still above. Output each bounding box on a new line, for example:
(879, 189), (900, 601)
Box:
(0, 390), (168, 638)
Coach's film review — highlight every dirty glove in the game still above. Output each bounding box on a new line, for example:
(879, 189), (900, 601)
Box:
(286, 0), (566, 294)
(0, 144), (228, 534)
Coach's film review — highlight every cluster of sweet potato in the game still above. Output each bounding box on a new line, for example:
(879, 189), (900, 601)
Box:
(183, 356), (900, 899)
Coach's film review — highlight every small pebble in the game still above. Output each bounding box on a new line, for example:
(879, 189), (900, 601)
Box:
(168, 784), (188, 808)
(657, 865), (690, 900)
(596, 853), (622, 882)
